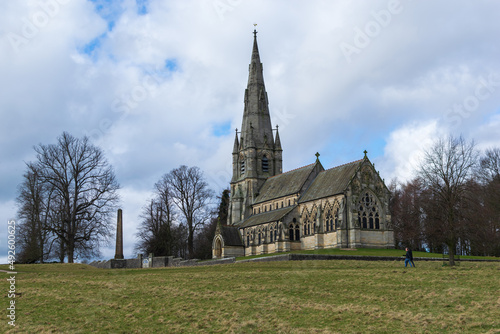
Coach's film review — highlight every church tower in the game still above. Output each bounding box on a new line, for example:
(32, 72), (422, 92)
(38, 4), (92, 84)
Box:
(228, 30), (283, 225)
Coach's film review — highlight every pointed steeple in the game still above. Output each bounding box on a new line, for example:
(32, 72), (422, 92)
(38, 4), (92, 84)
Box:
(232, 128), (239, 154)
(228, 29), (283, 226)
(240, 29), (274, 149)
(247, 29), (264, 87)
(274, 125), (282, 151)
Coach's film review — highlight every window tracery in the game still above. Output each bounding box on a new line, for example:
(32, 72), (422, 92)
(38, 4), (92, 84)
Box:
(325, 211), (333, 232)
(289, 219), (300, 241)
(357, 192), (381, 230)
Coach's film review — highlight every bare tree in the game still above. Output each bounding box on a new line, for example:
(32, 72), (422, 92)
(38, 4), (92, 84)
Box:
(135, 185), (178, 257)
(163, 165), (214, 258)
(16, 163), (58, 263)
(478, 148), (500, 183)
(29, 132), (120, 263)
(418, 135), (478, 265)
(472, 148), (500, 256)
(192, 188), (230, 259)
(389, 178), (426, 251)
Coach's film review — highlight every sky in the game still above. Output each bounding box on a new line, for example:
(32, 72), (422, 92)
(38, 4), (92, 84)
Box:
(1, 0), (500, 263)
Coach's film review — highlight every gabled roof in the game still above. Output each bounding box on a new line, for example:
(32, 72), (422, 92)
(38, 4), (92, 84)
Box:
(298, 160), (363, 203)
(254, 163), (317, 204)
(220, 225), (243, 246)
(238, 206), (296, 228)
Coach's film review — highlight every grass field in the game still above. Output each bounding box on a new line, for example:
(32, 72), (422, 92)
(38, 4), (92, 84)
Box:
(235, 248), (500, 261)
(2, 260), (499, 333)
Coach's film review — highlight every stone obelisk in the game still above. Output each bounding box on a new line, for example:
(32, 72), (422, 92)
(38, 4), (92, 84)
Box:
(114, 209), (124, 260)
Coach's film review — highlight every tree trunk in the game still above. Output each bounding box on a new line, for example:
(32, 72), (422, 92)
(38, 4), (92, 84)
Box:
(188, 227), (194, 259)
(448, 240), (456, 266)
(59, 239), (65, 263)
(67, 233), (75, 263)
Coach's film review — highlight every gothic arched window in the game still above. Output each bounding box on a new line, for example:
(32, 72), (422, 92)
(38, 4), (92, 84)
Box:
(304, 220), (311, 235)
(290, 219), (300, 241)
(240, 160), (245, 175)
(325, 211), (333, 232)
(262, 155), (269, 172)
(357, 192), (381, 230)
(289, 223), (295, 241)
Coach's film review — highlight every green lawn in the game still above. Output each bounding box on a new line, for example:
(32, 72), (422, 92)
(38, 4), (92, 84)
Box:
(236, 247), (499, 261)
(1, 260), (499, 333)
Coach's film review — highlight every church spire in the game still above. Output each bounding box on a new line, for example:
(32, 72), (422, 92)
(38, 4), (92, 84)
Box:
(228, 29), (283, 225)
(240, 29), (274, 149)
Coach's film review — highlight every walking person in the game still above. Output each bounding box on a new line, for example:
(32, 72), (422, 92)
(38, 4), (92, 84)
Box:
(404, 247), (415, 268)
(410, 248), (416, 267)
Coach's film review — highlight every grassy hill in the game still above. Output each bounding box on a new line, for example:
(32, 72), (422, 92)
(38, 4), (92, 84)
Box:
(1, 259), (499, 333)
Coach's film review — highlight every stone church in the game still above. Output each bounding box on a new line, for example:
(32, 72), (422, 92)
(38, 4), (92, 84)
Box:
(212, 31), (394, 258)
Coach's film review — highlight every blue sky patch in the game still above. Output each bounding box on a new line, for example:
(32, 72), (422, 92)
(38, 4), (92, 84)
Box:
(213, 122), (232, 137)
(136, 0), (148, 15)
(364, 136), (386, 158)
(89, 0), (124, 31)
(81, 33), (107, 57)
(165, 59), (178, 72)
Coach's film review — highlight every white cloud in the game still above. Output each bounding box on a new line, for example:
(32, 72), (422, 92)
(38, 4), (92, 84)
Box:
(377, 120), (441, 183)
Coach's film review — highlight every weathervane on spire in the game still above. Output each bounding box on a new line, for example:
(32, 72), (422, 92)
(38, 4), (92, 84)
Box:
(253, 23), (257, 37)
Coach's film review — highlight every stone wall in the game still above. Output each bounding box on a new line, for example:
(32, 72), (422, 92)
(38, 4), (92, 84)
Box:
(88, 260), (112, 269)
(359, 230), (394, 248)
(223, 246), (245, 258)
(323, 232), (338, 248)
(89, 255), (237, 269)
(125, 258), (142, 269)
(301, 235), (315, 250)
(152, 256), (169, 268)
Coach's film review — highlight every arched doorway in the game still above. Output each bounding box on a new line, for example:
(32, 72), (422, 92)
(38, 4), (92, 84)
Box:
(214, 238), (222, 258)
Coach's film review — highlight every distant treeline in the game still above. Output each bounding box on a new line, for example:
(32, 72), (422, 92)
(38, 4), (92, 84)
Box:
(390, 136), (500, 264)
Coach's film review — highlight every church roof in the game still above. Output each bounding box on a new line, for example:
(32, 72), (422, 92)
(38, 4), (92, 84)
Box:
(298, 160), (363, 203)
(254, 163), (317, 204)
(220, 225), (244, 246)
(238, 206), (296, 228)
